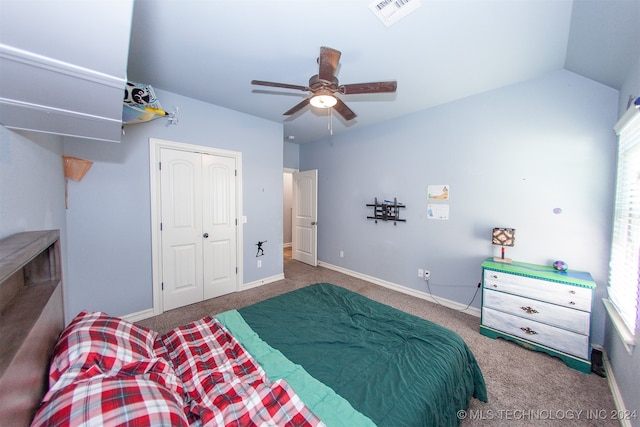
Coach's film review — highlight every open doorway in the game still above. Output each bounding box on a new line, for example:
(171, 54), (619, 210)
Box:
(283, 169), (318, 266)
(283, 170), (294, 261)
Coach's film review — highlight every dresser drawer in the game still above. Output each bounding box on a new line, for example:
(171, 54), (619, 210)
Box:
(484, 270), (592, 312)
(483, 289), (590, 335)
(482, 307), (589, 359)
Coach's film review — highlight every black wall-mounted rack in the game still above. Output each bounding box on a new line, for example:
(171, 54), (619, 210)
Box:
(367, 197), (406, 225)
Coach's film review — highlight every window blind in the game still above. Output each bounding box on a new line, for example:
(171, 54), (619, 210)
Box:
(609, 101), (640, 337)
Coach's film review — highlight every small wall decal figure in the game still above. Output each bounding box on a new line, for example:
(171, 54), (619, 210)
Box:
(256, 240), (267, 257)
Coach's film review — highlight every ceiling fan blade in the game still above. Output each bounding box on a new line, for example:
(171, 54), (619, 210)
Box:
(333, 98), (357, 121)
(251, 80), (309, 92)
(318, 46), (341, 82)
(283, 98), (311, 116)
(339, 81), (397, 95)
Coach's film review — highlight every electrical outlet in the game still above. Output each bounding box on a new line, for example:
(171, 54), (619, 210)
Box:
(424, 270), (431, 280)
(340, 251), (344, 258)
(418, 268), (424, 278)
(257, 260), (262, 268)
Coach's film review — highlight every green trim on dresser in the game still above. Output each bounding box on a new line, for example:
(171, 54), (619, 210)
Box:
(480, 325), (592, 373)
(481, 258), (596, 289)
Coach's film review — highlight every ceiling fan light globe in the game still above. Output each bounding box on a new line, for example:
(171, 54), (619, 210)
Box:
(310, 94), (337, 109)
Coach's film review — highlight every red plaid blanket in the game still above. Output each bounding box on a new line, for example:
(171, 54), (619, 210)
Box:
(34, 311), (323, 426)
(159, 316), (323, 426)
(32, 375), (189, 426)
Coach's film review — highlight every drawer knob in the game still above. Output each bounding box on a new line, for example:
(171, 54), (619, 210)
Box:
(520, 306), (539, 314)
(569, 290), (576, 294)
(520, 327), (538, 335)
(569, 301), (576, 305)
(492, 284), (498, 288)
(492, 275), (498, 279)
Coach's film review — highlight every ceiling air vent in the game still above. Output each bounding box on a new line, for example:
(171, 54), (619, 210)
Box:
(369, 0), (422, 27)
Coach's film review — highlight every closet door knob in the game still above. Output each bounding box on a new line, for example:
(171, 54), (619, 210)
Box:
(203, 233), (209, 238)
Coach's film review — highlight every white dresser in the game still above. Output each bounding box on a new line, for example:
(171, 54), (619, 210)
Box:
(480, 259), (596, 373)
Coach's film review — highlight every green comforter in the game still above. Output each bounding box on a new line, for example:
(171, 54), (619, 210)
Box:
(232, 283), (487, 427)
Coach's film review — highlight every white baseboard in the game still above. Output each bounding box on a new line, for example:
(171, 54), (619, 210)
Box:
(601, 349), (633, 427)
(124, 263), (480, 321)
(121, 308), (156, 323)
(319, 261), (481, 318)
(241, 273), (285, 291)
(123, 274), (285, 322)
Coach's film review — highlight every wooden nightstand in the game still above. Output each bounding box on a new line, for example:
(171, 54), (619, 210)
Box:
(480, 259), (596, 373)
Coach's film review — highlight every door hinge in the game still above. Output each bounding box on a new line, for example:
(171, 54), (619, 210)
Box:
(159, 161), (162, 170)
(236, 267), (238, 274)
(161, 282), (164, 290)
(160, 222), (163, 231)
(235, 169), (237, 176)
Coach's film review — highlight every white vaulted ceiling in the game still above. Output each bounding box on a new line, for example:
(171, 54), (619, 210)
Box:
(2, 1), (637, 144)
(126, 0), (638, 144)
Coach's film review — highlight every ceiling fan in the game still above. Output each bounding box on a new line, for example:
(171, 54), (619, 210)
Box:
(251, 46), (397, 121)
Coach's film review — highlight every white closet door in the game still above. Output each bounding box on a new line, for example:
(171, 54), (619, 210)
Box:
(160, 149), (204, 310)
(202, 153), (237, 299)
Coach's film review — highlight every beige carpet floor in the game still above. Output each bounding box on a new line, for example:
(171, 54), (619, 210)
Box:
(138, 248), (618, 426)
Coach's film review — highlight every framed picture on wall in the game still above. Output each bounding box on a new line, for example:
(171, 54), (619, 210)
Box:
(427, 185), (449, 200)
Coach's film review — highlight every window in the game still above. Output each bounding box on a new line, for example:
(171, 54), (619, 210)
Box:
(607, 98), (640, 349)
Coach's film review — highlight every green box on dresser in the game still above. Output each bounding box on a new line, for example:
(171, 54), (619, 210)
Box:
(480, 258), (596, 373)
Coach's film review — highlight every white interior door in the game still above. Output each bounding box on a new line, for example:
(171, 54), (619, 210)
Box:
(202, 154), (237, 299)
(160, 149), (204, 310)
(292, 169), (318, 266)
(159, 147), (238, 311)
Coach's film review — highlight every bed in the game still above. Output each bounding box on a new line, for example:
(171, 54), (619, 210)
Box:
(219, 283), (488, 426)
(2, 232), (487, 426)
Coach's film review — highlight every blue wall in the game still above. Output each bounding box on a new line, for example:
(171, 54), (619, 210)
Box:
(301, 69), (618, 347)
(0, 127), (69, 313)
(284, 141), (300, 170)
(0, 128), (66, 237)
(62, 88), (284, 318)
